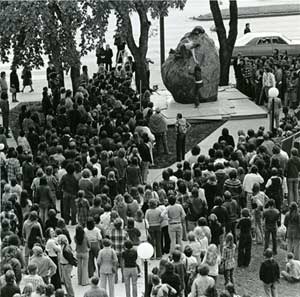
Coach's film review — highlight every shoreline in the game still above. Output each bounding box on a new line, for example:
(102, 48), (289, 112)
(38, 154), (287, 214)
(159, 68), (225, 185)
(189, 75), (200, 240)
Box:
(192, 3), (300, 21)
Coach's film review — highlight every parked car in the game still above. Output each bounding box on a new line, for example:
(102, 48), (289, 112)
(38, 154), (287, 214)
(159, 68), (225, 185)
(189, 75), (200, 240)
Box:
(232, 32), (300, 57)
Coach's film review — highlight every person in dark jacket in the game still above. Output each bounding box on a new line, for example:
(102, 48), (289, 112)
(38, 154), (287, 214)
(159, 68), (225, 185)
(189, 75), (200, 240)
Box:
(161, 262), (181, 297)
(263, 199), (280, 255)
(286, 148), (300, 204)
(96, 44), (106, 66)
(259, 248), (280, 297)
(138, 133), (153, 185)
(237, 208), (252, 267)
(104, 44), (113, 71)
(218, 128), (235, 148)
(21, 66), (34, 92)
(10, 66), (20, 102)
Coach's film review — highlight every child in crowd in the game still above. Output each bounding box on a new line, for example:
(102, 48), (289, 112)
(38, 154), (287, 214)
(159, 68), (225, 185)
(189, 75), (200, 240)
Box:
(183, 245), (198, 296)
(194, 227), (209, 260)
(201, 244), (221, 281)
(222, 233), (236, 285)
(187, 231), (202, 265)
(251, 202), (263, 244)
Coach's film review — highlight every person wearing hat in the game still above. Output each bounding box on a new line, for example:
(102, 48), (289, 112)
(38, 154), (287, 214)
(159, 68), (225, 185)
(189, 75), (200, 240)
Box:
(29, 245), (57, 284)
(149, 107), (169, 155)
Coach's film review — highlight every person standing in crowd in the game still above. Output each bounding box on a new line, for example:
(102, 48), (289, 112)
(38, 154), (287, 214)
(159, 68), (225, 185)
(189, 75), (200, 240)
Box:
(263, 199), (280, 255)
(286, 148), (300, 204)
(96, 44), (106, 66)
(0, 92), (10, 137)
(29, 245), (57, 284)
(189, 65), (203, 108)
(80, 66), (89, 86)
(244, 23), (251, 34)
(175, 113), (191, 162)
(45, 227), (61, 289)
(236, 208), (252, 268)
(0, 71), (8, 95)
(138, 133), (153, 185)
(21, 66), (34, 93)
(122, 240), (138, 297)
(58, 234), (75, 297)
(97, 238), (118, 297)
(74, 225), (90, 286)
(149, 107), (170, 155)
(46, 62), (56, 88)
(145, 199), (162, 259)
(59, 163), (78, 225)
(260, 67), (276, 105)
(105, 44), (113, 71)
(284, 202), (300, 260)
(259, 249), (280, 297)
(10, 67), (19, 103)
(163, 195), (186, 253)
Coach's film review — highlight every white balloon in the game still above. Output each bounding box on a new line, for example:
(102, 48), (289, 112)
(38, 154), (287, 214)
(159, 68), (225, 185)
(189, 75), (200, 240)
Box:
(268, 87), (279, 98)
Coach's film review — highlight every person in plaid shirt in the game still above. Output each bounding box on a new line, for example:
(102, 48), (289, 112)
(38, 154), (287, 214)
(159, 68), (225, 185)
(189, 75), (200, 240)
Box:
(110, 217), (128, 283)
(6, 150), (20, 182)
(222, 233), (236, 286)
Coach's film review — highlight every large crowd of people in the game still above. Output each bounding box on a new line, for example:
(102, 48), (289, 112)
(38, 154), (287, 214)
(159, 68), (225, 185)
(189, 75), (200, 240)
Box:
(0, 44), (300, 297)
(233, 50), (300, 108)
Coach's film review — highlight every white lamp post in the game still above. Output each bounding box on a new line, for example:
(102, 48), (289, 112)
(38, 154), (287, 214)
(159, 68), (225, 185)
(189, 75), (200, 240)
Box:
(137, 242), (154, 297)
(268, 87), (279, 132)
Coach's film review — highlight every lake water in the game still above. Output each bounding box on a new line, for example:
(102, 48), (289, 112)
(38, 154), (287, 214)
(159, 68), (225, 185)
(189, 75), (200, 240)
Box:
(1, 0), (300, 90)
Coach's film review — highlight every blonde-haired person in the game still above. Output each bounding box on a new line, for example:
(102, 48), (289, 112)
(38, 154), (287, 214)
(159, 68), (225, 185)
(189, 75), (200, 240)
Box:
(194, 226), (208, 260)
(222, 233), (236, 285)
(201, 244), (221, 282)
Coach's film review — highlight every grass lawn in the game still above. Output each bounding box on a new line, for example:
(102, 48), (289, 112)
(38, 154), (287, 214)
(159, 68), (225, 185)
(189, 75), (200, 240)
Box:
(152, 120), (225, 169)
(215, 244), (300, 296)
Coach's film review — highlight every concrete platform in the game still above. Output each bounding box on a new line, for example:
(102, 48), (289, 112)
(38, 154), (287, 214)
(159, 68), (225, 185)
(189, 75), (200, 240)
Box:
(151, 87), (267, 124)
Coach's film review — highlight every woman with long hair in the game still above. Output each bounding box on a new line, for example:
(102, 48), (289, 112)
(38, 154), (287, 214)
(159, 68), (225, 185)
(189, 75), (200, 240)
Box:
(113, 194), (128, 226)
(45, 227), (61, 289)
(27, 224), (43, 251)
(74, 225), (90, 286)
(85, 217), (102, 278)
(284, 202), (300, 260)
(201, 244), (221, 282)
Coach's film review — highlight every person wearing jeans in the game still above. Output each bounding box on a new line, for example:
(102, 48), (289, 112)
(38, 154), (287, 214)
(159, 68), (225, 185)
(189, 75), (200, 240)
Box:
(97, 238), (118, 297)
(286, 148), (300, 204)
(175, 113), (191, 162)
(145, 199), (162, 259)
(259, 249), (280, 297)
(122, 240), (138, 297)
(59, 163), (78, 225)
(163, 195), (186, 253)
(263, 199), (280, 255)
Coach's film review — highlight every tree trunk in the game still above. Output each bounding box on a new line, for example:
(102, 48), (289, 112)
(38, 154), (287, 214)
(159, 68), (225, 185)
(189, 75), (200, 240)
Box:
(219, 46), (231, 86)
(134, 53), (149, 93)
(70, 65), (80, 93)
(210, 0), (238, 86)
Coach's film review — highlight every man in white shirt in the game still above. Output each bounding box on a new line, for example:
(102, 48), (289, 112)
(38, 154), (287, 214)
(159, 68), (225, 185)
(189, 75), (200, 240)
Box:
(261, 67), (276, 104)
(243, 165), (264, 208)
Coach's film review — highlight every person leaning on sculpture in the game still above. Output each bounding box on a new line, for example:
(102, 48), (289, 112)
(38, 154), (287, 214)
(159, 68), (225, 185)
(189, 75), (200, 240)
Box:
(189, 65), (203, 108)
(171, 26), (204, 63)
